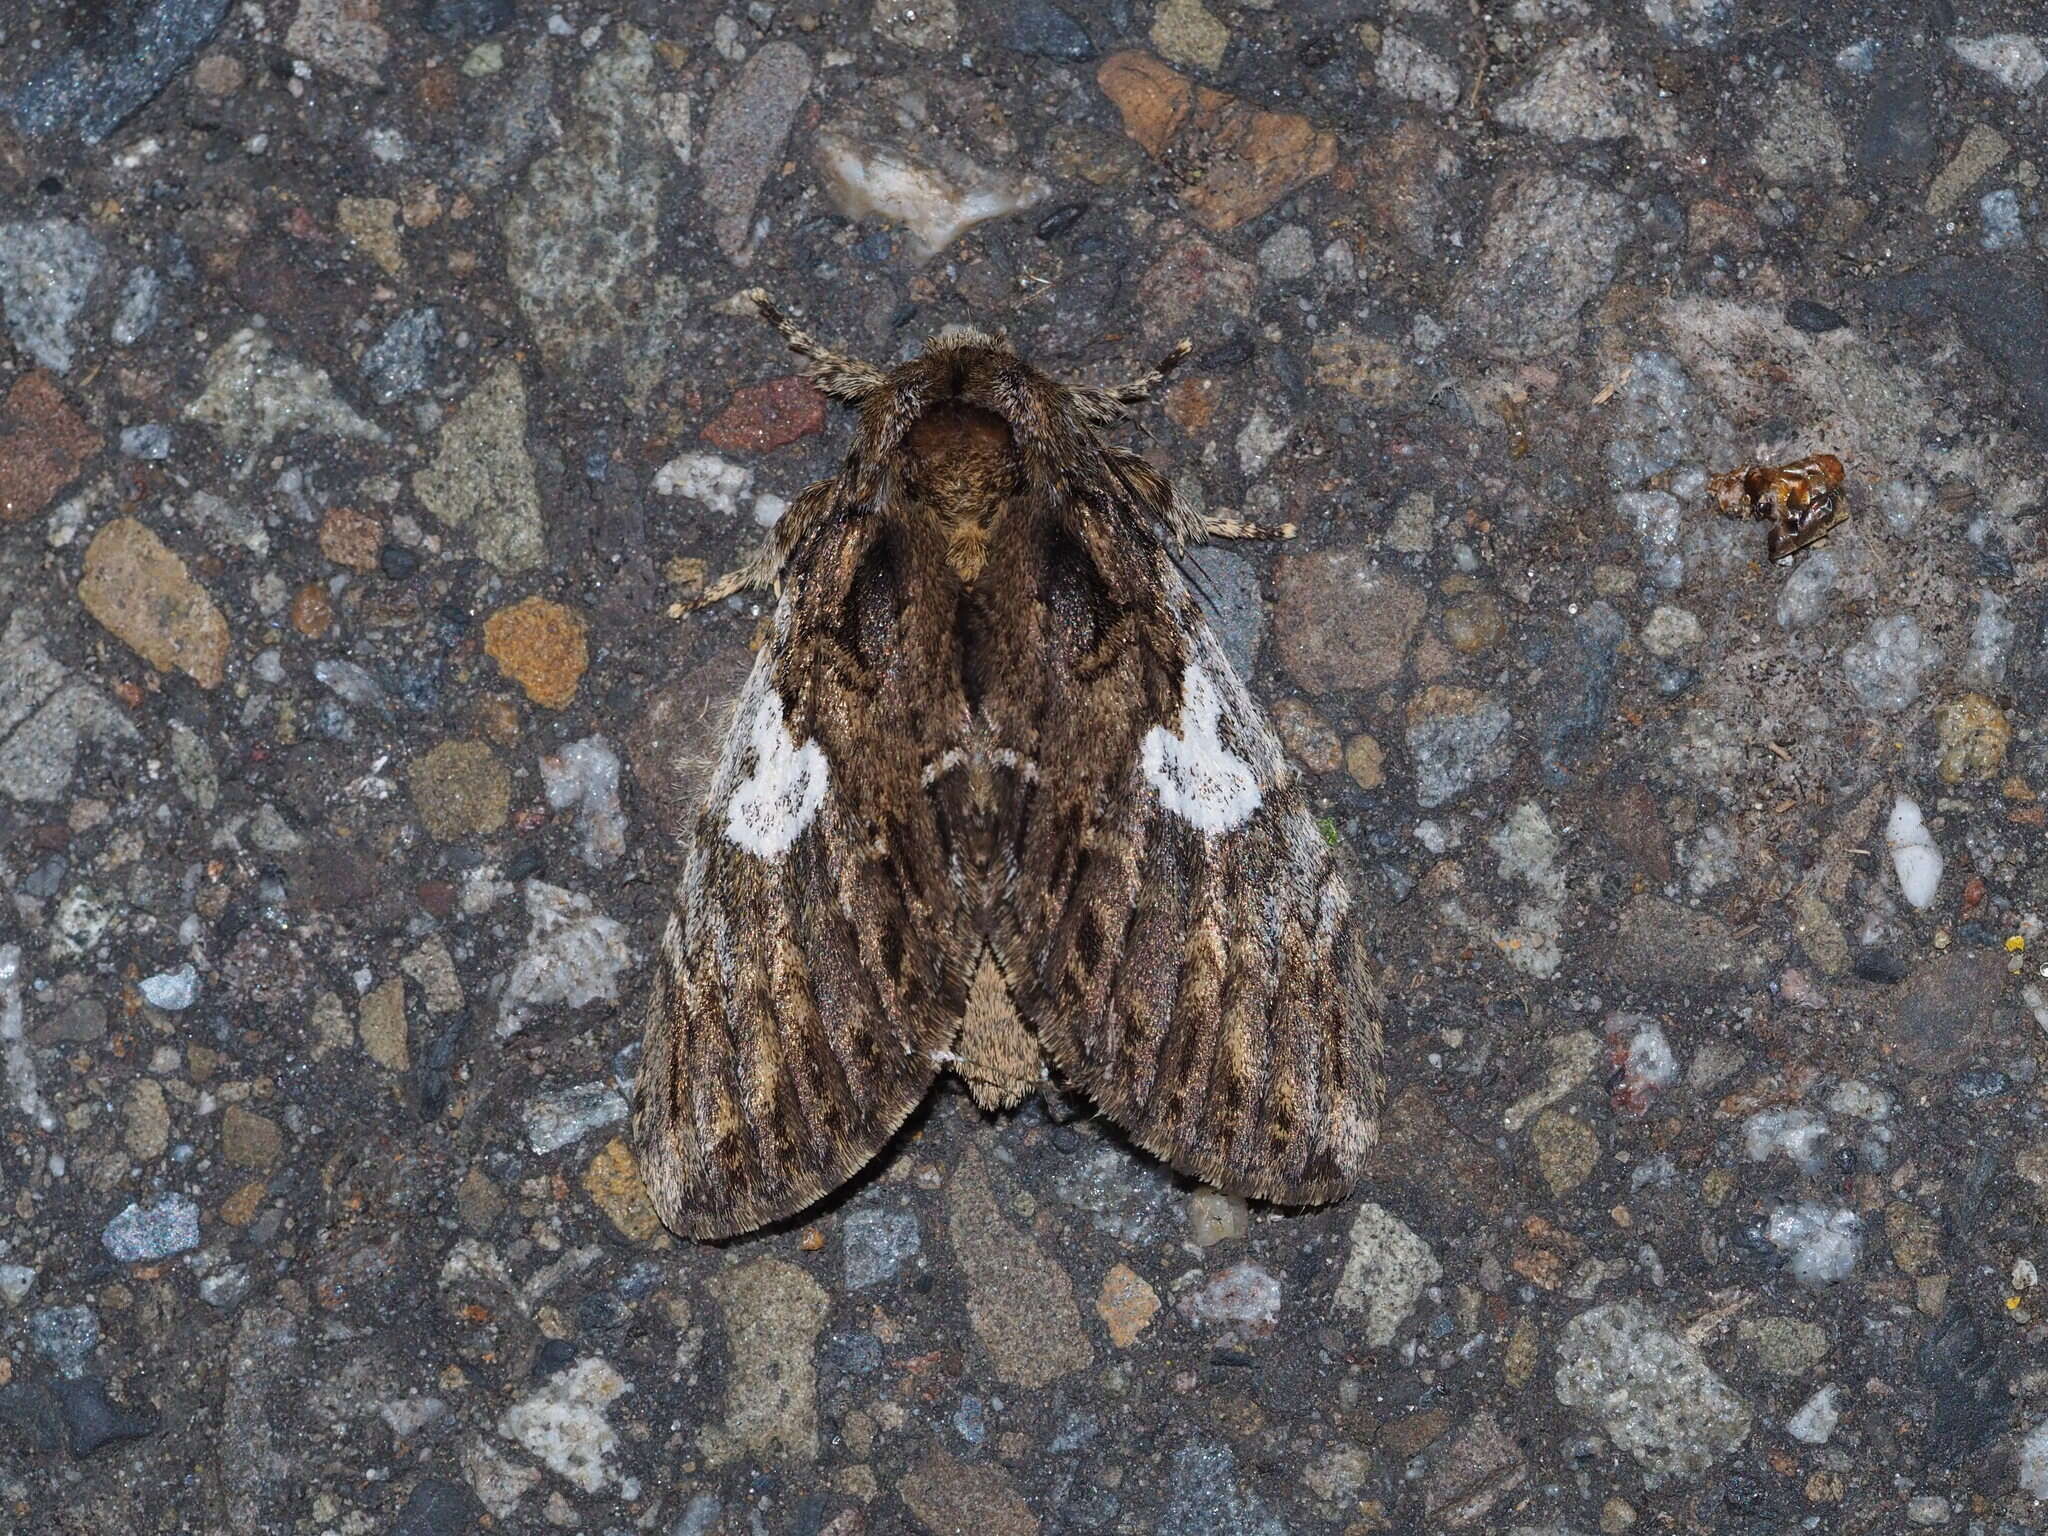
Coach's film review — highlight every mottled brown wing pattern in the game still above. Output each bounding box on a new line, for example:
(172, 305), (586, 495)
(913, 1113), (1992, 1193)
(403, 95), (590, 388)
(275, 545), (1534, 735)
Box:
(974, 485), (1383, 1204)
(637, 301), (1387, 1239)
(633, 494), (973, 1239)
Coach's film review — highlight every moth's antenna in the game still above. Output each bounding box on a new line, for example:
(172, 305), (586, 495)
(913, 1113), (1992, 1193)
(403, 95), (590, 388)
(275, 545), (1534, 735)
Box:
(744, 289), (887, 405)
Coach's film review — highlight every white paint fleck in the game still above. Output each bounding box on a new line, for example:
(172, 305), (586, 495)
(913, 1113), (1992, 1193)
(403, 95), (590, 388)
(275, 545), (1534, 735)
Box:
(1885, 796), (1942, 910)
(1787, 1382), (1842, 1445)
(1, 944), (57, 1133)
(497, 1356), (630, 1493)
(1142, 664), (1261, 836)
(497, 882), (632, 1037)
(724, 685), (829, 860)
(653, 450), (752, 514)
(1949, 33), (2048, 93)
(1765, 1203), (1860, 1287)
(2020, 1418), (2048, 1497)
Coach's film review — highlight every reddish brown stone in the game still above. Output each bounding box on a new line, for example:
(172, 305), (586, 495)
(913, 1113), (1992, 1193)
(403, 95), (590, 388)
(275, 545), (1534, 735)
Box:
(1162, 373), (1220, 433)
(318, 505), (384, 570)
(290, 583), (334, 637)
(0, 371), (101, 522)
(1133, 229), (1256, 346)
(1097, 51), (1337, 232)
(701, 375), (826, 453)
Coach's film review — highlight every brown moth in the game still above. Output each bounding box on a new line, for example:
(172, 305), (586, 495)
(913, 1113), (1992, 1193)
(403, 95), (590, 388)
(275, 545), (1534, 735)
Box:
(633, 295), (1385, 1239)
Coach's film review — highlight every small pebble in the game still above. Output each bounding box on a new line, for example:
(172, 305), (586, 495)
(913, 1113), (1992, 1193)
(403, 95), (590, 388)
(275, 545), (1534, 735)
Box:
(102, 1193), (201, 1262)
(1885, 797), (1943, 910)
(138, 964), (199, 1010)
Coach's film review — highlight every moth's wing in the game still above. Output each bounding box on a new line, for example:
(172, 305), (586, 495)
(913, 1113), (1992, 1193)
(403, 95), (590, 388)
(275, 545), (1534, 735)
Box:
(635, 500), (971, 1238)
(983, 502), (1384, 1205)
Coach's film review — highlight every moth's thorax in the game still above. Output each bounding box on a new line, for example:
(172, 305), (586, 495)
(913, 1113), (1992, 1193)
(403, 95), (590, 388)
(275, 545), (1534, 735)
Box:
(901, 401), (1023, 582)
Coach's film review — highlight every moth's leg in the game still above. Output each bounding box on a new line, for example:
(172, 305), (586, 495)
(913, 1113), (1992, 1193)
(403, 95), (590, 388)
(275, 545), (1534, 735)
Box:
(689, 543), (778, 610)
(1200, 514), (1298, 541)
(744, 289), (886, 404)
(1071, 340), (1195, 426)
(1104, 338), (1193, 407)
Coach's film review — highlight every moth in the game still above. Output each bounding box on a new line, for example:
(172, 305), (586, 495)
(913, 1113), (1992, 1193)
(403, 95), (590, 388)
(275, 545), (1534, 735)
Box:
(633, 295), (1385, 1239)
(1707, 453), (1848, 561)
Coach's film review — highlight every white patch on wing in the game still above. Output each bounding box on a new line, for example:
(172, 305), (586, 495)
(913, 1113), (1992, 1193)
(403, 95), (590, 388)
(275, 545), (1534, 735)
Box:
(723, 686), (829, 860)
(1142, 662), (1262, 835)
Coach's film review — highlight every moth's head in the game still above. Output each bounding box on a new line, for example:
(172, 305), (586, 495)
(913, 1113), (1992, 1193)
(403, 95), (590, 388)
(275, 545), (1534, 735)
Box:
(749, 291), (1177, 483)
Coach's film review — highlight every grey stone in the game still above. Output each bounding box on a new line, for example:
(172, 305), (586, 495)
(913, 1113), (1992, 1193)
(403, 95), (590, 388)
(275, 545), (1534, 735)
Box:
(111, 268), (162, 346)
(411, 360), (543, 573)
(1775, 549), (1841, 628)
(699, 42), (813, 263)
(1619, 490), (1686, 588)
(1257, 224), (1315, 281)
(1842, 613), (1937, 712)
(138, 964), (199, 1010)
(1457, 174), (1631, 359)
(118, 424), (171, 460)
(55, 1377), (157, 1457)
(503, 27), (677, 398)
(0, 607), (140, 804)
(0, 220), (105, 372)
(1051, 1141), (1179, 1244)
(1786, 1383), (1842, 1444)
(1494, 31), (1677, 150)
(1555, 1302), (1752, 1485)
(103, 1193), (201, 1261)
(1604, 352), (1697, 488)
(6, 0), (230, 144)
(1406, 690), (1515, 808)
(1161, 1437), (1292, 1536)
(360, 307), (442, 404)
(522, 1082), (628, 1155)
(1334, 1202), (1441, 1346)
(184, 327), (387, 468)
(1005, 3), (1093, 59)
(29, 1304), (99, 1377)
(842, 1204), (921, 1290)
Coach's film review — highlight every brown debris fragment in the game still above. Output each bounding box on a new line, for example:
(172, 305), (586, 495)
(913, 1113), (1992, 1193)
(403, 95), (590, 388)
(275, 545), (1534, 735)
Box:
(1097, 51), (1338, 231)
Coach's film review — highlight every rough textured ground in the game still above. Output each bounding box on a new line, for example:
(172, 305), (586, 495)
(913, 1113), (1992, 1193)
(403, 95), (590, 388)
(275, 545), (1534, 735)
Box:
(3, 1), (2047, 1533)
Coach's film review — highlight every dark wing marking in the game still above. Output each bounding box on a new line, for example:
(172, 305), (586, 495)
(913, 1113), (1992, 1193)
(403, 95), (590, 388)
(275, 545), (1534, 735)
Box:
(975, 488), (1384, 1205)
(635, 490), (972, 1238)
